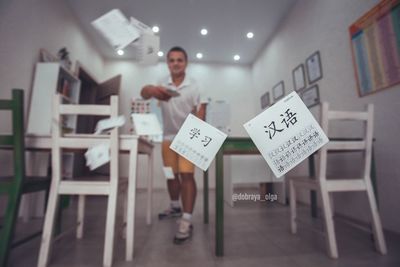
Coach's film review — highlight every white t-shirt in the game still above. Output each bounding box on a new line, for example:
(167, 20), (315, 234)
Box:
(158, 75), (206, 140)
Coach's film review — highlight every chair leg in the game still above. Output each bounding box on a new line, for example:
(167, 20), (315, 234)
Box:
(320, 186), (338, 258)
(289, 179), (297, 234)
(37, 185), (60, 267)
(365, 179), (387, 254)
(122, 190), (127, 239)
(126, 142), (138, 261)
(77, 195), (85, 239)
(103, 186), (118, 267)
(0, 187), (23, 267)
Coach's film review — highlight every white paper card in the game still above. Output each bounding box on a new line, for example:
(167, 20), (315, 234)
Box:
(165, 87), (180, 97)
(95, 115), (126, 134)
(131, 113), (162, 136)
(162, 167), (175, 179)
(135, 33), (160, 65)
(84, 143), (110, 171)
(243, 92), (328, 178)
(170, 114), (227, 171)
(91, 9), (140, 50)
(130, 16), (153, 35)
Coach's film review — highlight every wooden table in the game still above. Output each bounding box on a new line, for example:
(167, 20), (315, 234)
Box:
(213, 137), (260, 256)
(24, 134), (154, 262)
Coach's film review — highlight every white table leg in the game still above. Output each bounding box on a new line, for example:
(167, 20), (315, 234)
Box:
(126, 140), (138, 261)
(146, 151), (153, 225)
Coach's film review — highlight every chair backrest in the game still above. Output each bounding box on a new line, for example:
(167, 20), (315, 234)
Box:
(51, 93), (119, 179)
(0, 89), (25, 181)
(318, 102), (374, 179)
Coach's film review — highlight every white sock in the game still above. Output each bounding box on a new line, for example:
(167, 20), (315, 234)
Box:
(182, 212), (192, 222)
(171, 200), (180, 209)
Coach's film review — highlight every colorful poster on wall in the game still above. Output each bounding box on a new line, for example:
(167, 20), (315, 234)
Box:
(349, 0), (400, 97)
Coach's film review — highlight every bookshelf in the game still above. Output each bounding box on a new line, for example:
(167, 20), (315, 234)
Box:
(72, 62), (121, 176)
(26, 62), (121, 178)
(27, 62), (81, 178)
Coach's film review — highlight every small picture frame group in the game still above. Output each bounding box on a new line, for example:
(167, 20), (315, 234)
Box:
(260, 91), (270, 109)
(272, 81), (285, 101)
(305, 51), (323, 84)
(300, 84), (320, 108)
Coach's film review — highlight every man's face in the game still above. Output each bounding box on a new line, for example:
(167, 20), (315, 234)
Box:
(167, 51), (187, 77)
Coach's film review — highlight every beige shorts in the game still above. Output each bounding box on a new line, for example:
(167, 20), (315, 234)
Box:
(162, 140), (194, 174)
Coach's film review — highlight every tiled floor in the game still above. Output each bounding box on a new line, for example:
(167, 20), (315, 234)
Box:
(8, 188), (400, 267)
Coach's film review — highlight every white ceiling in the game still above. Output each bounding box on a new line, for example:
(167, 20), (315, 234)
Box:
(66, 0), (297, 65)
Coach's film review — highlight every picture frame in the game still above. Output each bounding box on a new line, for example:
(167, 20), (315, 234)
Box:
(260, 91), (270, 109)
(292, 64), (306, 91)
(305, 51), (323, 84)
(272, 81), (285, 101)
(300, 84), (320, 108)
(39, 48), (58, 62)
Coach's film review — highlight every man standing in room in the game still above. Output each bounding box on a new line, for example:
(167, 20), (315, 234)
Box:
(140, 46), (206, 244)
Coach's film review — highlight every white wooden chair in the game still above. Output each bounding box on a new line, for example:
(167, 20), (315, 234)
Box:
(289, 102), (387, 258)
(38, 94), (121, 267)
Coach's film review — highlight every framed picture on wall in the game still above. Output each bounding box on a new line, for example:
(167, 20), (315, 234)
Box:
(260, 91), (271, 109)
(272, 81), (285, 101)
(293, 64), (306, 91)
(300, 84), (320, 108)
(306, 51), (323, 84)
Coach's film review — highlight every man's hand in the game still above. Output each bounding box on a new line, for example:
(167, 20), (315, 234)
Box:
(141, 85), (173, 101)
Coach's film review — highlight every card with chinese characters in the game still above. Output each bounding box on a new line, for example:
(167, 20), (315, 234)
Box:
(243, 91), (328, 178)
(170, 114), (228, 171)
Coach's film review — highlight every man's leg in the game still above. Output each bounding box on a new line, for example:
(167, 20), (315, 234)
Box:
(167, 174), (181, 205)
(159, 141), (182, 219)
(180, 173), (197, 214)
(174, 158), (196, 244)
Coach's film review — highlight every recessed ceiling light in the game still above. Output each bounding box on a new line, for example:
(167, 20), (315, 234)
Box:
(196, 53), (203, 59)
(200, 28), (208, 35)
(246, 32), (254, 39)
(152, 25), (160, 33)
(233, 54), (240, 61)
(117, 49), (124, 56)
(157, 51), (164, 57)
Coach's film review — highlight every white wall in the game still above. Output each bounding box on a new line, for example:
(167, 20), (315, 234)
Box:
(103, 60), (256, 189)
(0, 0), (105, 213)
(0, 0), (104, 97)
(252, 0), (400, 233)
(0, 0), (104, 172)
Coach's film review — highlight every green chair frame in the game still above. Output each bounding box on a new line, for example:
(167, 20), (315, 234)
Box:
(0, 89), (51, 266)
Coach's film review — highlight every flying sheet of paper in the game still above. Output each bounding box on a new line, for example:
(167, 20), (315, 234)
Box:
(131, 113), (162, 136)
(130, 16), (153, 35)
(95, 116), (126, 134)
(91, 9), (140, 50)
(170, 114), (227, 171)
(135, 33), (160, 65)
(165, 87), (180, 97)
(243, 91), (329, 178)
(84, 143), (110, 171)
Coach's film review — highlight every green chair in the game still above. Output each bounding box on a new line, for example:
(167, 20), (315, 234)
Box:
(0, 89), (51, 266)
